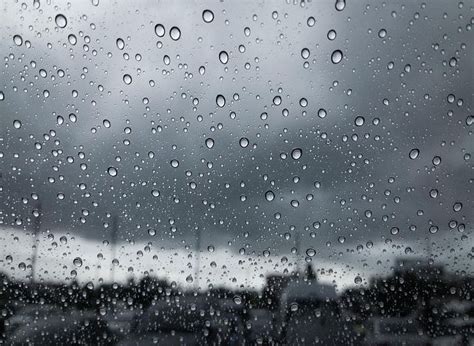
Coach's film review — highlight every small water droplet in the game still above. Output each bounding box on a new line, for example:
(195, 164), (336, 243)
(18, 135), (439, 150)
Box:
(335, 0), (346, 11)
(68, 34), (77, 45)
(170, 159), (179, 168)
(354, 116), (365, 126)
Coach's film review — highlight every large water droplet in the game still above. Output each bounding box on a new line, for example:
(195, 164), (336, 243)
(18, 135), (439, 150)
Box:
(216, 94), (226, 107)
(205, 138), (214, 149)
(68, 34), (77, 45)
(13, 120), (22, 129)
(169, 26), (181, 40)
(335, 0), (346, 11)
(116, 38), (125, 50)
(73, 257), (83, 267)
(123, 74), (132, 85)
(55, 14), (67, 28)
(202, 9), (214, 23)
(291, 148), (302, 160)
(219, 50), (229, 64)
(331, 50), (343, 64)
(318, 108), (327, 118)
(354, 116), (365, 126)
(265, 190), (275, 202)
(13, 35), (23, 46)
(409, 148), (419, 160)
(170, 159), (179, 168)
(107, 167), (118, 176)
(239, 137), (249, 148)
(154, 24), (165, 37)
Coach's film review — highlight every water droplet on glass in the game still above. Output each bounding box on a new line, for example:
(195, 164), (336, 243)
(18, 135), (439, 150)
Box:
(216, 94), (226, 107)
(318, 108), (327, 118)
(239, 137), (249, 148)
(13, 35), (23, 46)
(205, 138), (214, 149)
(170, 159), (179, 168)
(202, 9), (214, 23)
(301, 48), (310, 59)
(306, 248), (316, 257)
(169, 26), (181, 40)
(107, 167), (118, 177)
(291, 148), (302, 160)
(123, 74), (132, 85)
(73, 257), (83, 267)
(116, 38), (125, 50)
(13, 120), (22, 129)
(335, 0), (346, 11)
(265, 190), (275, 202)
(154, 24), (165, 37)
(219, 50), (229, 64)
(378, 29), (387, 38)
(453, 202), (463, 212)
(307, 17), (316, 27)
(148, 228), (156, 236)
(68, 34), (77, 45)
(55, 14), (67, 28)
(331, 50), (343, 64)
(409, 148), (419, 160)
(354, 116), (365, 126)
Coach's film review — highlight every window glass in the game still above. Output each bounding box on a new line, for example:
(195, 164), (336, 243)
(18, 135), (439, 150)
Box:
(0, 0), (472, 344)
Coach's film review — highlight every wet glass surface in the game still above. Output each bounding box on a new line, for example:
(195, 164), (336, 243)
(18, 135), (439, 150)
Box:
(0, 0), (472, 344)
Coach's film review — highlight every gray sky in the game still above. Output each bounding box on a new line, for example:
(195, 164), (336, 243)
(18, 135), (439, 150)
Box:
(0, 0), (472, 289)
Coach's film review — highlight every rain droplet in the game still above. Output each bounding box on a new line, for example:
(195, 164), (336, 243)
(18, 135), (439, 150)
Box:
(13, 120), (22, 129)
(216, 94), (226, 107)
(68, 34), (77, 45)
(306, 248), (316, 257)
(301, 48), (310, 59)
(116, 38), (125, 50)
(219, 50), (229, 64)
(13, 35), (23, 46)
(123, 74), (132, 85)
(170, 159), (179, 168)
(148, 228), (156, 236)
(107, 167), (118, 177)
(335, 0), (346, 11)
(453, 202), (463, 212)
(291, 148), (302, 160)
(73, 257), (83, 267)
(169, 26), (181, 40)
(409, 148), (419, 160)
(307, 17), (316, 27)
(239, 137), (249, 148)
(233, 295), (242, 305)
(202, 9), (214, 23)
(327, 30), (337, 40)
(205, 138), (214, 149)
(55, 14), (67, 28)
(265, 190), (275, 202)
(378, 29), (387, 38)
(318, 108), (327, 118)
(354, 116), (365, 126)
(331, 50), (343, 64)
(154, 24), (165, 37)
